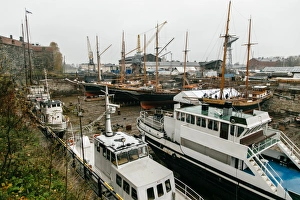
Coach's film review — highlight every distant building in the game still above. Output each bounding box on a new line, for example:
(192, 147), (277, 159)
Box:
(249, 57), (282, 70)
(0, 35), (55, 72)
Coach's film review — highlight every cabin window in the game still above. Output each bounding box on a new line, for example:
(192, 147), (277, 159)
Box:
(147, 187), (155, 200)
(165, 179), (171, 193)
(208, 120), (218, 131)
(117, 152), (129, 165)
(116, 174), (122, 187)
(186, 114), (191, 123)
(220, 123), (229, 140)
(201, 118), (206, 127)
(111, 152), (116, 166)
(208, 120), (212, 129)
(128, 149), (139, 161)
(213, 121), (219, 131)
(196, 116), (200, 126)
(131, 187), (138, 200)
(237, 126), (244, 137)
(102, 146), (107, 157)
(138, 146), (148, 158)
(230, 125), (244, 137)
(181, 113), (185, 121)
(157, 183), (164, 197)
(176, 112), (180, 120)
(96, 143), (100, 152)
(107, 149), (111, 161)
(187, 115), (195, 124)
(230, 125), (235, 136)
(123, 180), (130, 194)
(191, 115), (195, 124)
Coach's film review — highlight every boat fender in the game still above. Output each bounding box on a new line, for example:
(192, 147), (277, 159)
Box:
(172, 153), (176, 159)
(68, 139), (74, 146)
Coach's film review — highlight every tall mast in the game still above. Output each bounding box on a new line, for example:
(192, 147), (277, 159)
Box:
(219, 1), (231, 100)
(155, 23), (159, 92)
(120, 31), (125, 84)
(143, 34), (147, 84)
(21, 23), (28, 86)
(25, 11), (32, 85)
(183, 31), (189, 89)
(96, 35), (101, 82)
(245, 17), (256, 98)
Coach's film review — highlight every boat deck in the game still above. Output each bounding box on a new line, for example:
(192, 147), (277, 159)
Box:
(244, 160), (300, 195)
(268, 160), (300, 195)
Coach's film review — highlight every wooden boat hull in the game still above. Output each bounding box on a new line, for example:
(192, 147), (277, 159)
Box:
(202, 94), (272, 112)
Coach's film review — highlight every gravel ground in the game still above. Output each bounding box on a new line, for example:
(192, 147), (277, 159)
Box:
(60, 95), (141, 138)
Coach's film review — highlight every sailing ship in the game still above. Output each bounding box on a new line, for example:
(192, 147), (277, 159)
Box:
(69, 27), (197, 109)
(120, 30), (199, 109)
(136, 93), (300, 199)
(68, 86), (203, 200)
(202, 5), (272, 112)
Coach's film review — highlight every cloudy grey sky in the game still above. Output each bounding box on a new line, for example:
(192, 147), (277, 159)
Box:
(2, 0), (300, 65)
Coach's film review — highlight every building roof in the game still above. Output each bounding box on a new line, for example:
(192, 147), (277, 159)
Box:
(261, 66), (300, 73)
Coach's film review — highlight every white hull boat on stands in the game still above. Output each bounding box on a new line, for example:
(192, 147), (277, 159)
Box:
(137, 92), (300, 199)
(69, 86), (204, 200)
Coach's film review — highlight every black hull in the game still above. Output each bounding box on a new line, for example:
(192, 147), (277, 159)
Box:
(145, 136), (284, 200)
(83, 85), (138, 104)
(125, 91), (178, 109)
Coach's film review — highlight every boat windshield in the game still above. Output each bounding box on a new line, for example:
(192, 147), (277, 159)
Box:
(117, 152), (129, 165)
(116, 146), (149, 166)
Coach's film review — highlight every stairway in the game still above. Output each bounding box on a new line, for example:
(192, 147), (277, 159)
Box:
(249, 157), (278, 194)
(278, 140), (300, 170)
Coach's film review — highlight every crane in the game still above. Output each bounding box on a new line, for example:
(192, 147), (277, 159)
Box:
(87, 36), (94, 66)
(226, 36), (238, 69)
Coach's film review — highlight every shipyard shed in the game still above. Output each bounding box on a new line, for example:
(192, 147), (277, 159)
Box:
(261, 66), (300, 78)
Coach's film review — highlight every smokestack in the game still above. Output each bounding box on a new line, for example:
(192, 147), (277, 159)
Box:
(202, 104), (209, 114)
(223, 101), (232, 116)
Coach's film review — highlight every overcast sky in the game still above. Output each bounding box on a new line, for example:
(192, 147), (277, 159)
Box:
(2, 0), (300, 65)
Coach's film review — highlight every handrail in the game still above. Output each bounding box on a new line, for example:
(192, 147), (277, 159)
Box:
(175, 178), (204, 200)
(279, 131), (300, 159)
(250, 137), (278, 155)
(247, 148), (283, 186)
(139, 111), (164, 131)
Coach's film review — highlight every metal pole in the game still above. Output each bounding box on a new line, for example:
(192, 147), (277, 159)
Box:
(77, 97), (86, 178)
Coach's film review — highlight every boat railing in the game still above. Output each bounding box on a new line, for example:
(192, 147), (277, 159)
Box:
(278, 129), (300, 160)
(247, 148), (284, 186)
(175, 178), (204, 200)
(249, 137), (279, 155)
(139, 110), (165, 131)
(40, 126), (122, 200)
